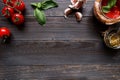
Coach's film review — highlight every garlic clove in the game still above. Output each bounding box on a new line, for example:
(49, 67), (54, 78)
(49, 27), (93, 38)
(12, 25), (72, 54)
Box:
(64, 8), (72, 19)
(75, 12), (83, 21)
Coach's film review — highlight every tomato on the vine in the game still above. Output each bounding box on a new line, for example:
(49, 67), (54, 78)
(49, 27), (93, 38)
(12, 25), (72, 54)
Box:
(2, 0), (25, 25)
(0, 27), (11, 38)
(12, 13), (24, 25)
(3, 0), (16, 6)
(13, 1), (25, 12)
(2, 6), (14, 18)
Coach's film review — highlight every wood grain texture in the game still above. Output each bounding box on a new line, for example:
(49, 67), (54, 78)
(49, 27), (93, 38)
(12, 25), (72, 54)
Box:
(0, 65), (120, 80)
(0, 0), (120, 80)
(0, 40), (120, 66)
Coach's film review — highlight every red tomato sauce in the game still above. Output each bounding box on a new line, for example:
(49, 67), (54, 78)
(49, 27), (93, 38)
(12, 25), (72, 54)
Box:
(102, 0), (120, 19)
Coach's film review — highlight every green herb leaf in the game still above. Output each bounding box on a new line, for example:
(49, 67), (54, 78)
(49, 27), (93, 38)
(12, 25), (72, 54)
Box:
(37, 2), (42, 8)
(102, 0), (117, 13)
(34, 8), (46, 25)
(31, 3), (38, 7)
(102, 6), (110, 13)
(31, 0), (58, 26)
(31, 2), (42, 8)
(108, 0), (117, 8)
(41, 0), (58, 10)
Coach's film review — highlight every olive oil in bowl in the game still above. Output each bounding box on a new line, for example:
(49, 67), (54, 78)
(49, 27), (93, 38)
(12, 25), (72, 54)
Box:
(104, 28), (120, 49)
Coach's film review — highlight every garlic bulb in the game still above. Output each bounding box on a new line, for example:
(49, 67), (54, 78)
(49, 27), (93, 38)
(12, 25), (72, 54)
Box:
(64, 0), (86, 21)
(64, 8), (72, 18)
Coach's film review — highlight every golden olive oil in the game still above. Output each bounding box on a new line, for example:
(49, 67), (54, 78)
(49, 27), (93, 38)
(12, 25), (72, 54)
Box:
(108, 32), (120, 48)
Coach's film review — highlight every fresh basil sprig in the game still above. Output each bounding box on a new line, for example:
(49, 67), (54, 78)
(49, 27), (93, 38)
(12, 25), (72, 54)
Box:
(102, 0), (117, 13)
(31, 0), (58, 25)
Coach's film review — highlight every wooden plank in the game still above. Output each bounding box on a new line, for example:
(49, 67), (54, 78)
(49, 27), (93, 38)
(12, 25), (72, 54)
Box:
(0, 16), (107, 41)
(0, 41), (120, 65)
(0, 65), (119, 80)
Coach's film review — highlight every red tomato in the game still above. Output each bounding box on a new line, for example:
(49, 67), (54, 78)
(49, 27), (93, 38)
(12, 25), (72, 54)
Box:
(111, 6), (120, 18)
(2, 6), (14, 18)
(12, 13), (24, 25)
(13, 1), (25, 12)
(105, 6), (120, 19)
(111, 6), (119, 12)
(0, 27), (11, 38)
(105, 12), (116, 19)
(3, 0), (16, 6)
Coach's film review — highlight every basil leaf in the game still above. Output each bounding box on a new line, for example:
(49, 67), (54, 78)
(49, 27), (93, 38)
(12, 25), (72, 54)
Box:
(102, 6), (110, 13)
(41, 0), (58, 10)
(34, 8), (46, 25)
(31, 0), (58, 26)
(37, 2), (42, 8)
(108, 0), (117, 8)
(31, 2), (42, 8)
(31, 3), (38, 7)
(102, 0), (117, 13)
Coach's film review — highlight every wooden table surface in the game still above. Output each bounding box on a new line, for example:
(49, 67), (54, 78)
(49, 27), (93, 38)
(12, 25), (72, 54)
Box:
(0, 0), (120, 80)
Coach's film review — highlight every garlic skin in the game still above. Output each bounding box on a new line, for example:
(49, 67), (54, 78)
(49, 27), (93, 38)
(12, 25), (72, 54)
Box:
(75, 12), (83, 21)
(74, 0), (84, 9)
(69, 5), (75, 9)
(64, 8), (72, 18)
(71, 0), (78, 5)
(70, 0), (86, 10)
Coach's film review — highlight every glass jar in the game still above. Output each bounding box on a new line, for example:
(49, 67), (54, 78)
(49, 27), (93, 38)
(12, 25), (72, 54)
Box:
(104, 27), (120, 49)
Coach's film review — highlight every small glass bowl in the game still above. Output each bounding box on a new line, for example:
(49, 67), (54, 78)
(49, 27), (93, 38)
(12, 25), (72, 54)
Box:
(103, 27), (120, 49)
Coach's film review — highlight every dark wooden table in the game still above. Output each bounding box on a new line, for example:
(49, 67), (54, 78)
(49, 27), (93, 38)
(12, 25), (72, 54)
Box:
(0, 0), (120, 80)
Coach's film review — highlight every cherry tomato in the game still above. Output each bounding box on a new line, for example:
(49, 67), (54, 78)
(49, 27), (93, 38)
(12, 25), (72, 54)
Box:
(0, 27), (11, 38)
(0, 27), (11, 43)
(2, 6), (14, 18)
(12, 13), (24, 25)
(13, 1), (25, 12)
(3, 0), (16, 6)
